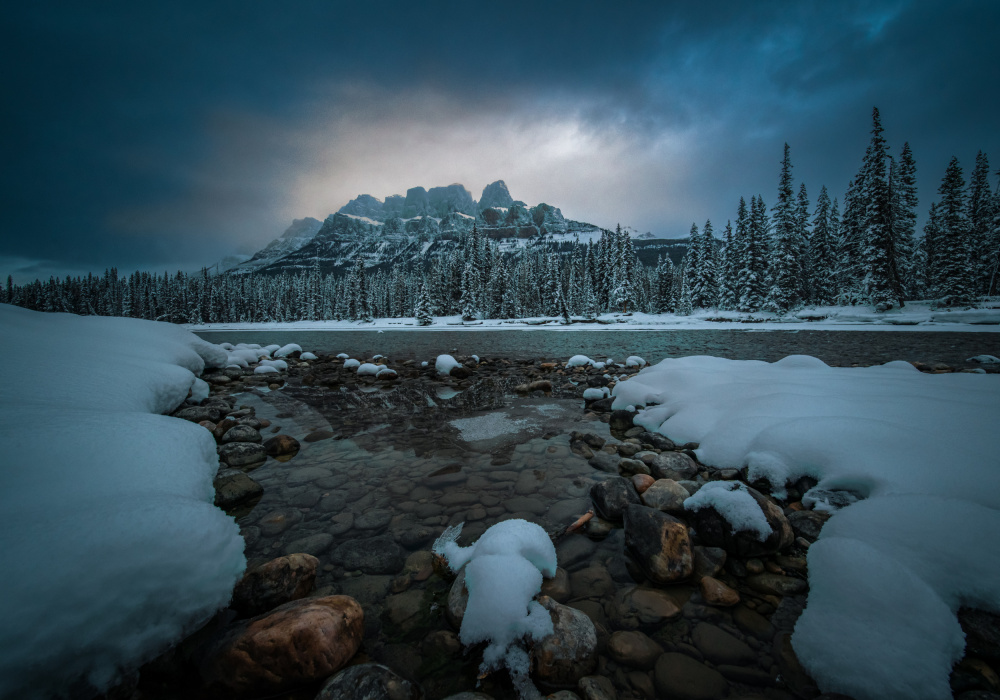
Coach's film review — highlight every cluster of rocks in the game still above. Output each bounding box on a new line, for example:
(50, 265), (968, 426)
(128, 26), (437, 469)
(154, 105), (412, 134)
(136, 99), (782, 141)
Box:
(172, 357), (307, 510)
(568, 401), (1000, 699)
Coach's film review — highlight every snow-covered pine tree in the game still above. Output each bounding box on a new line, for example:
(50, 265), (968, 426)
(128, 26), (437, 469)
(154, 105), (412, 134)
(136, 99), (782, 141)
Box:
(894, 142), (919, 298)
(968, 151), (995, 296)
(934, 157), (975, 306)
(685, 223), (705, 308)
(809, 186), (838, 305)
(654, 254), (675, 313)
(677, 260), (693, 315)
(767, 143), (804, 312)
(460, 262), (475, 320)
(737, 196), (768, 312)
(989, 177), (1000, 297)
(718, 221), (737, 310)
(415, 281), (433, 325)
(795, 183), (812, 302)
(838, 177), (863, 300)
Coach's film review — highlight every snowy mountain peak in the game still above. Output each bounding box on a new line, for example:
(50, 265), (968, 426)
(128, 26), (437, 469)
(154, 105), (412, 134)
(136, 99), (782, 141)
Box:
(479, 180), (514, 211)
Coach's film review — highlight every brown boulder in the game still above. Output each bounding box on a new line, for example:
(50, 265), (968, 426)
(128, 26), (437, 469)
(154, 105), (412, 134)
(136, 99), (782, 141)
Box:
(622, 504), (693, 584)
(699, 576), (740, 607)
(231, 553), (319, 617)
(263, 434), (300, 458)
(685, 484), (793, 557)
(200, 595), (363, 696)
(531, 596), (598, 687)
(632, 474), (655, 494)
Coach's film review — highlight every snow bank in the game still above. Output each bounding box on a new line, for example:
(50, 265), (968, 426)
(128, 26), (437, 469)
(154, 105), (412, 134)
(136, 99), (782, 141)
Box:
(435, 354), (461, 375)
(434, 520), (557, 697)
(0, 305), (246, 698)
(612, 354), (1000, 699)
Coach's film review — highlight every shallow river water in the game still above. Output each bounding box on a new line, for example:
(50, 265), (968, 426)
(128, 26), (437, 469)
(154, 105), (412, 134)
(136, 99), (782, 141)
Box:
(190, 330), (1000, 699)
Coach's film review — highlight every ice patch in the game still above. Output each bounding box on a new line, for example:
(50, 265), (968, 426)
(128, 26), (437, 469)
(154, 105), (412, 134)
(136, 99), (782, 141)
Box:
(450, 412), (533, 441)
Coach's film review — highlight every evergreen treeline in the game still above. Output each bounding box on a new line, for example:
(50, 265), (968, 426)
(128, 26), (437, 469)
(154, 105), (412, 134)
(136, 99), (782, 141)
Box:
(4, 108), (999, 323)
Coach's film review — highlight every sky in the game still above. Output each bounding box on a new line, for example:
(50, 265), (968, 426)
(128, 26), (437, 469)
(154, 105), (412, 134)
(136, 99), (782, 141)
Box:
(2, 1), (998, 283)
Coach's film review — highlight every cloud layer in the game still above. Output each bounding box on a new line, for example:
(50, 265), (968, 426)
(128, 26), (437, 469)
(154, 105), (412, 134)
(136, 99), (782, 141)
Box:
(2, 1), (998, 281)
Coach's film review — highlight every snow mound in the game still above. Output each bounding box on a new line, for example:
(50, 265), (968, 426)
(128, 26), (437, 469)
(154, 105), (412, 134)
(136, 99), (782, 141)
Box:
(258, 358), (287, 370)
(300, 351), (318, 360)
(435, 354), (461, 375)
(566, 354), (594, 368)
(356, 362), (382, 376)
(625, 355), (646, 368)
(254, 365), (280, 374)
(343, 358), (360, 369)
(684, 481), (771, 540)
(611, 354), (1000, 699)
(968, 354), (1000, 364)
(583, 387), (609, 401)
(337, 353), (349, 359)
(433, 520), (557, 698)
(273, 343), (302, 357)
(0, 305), (245, 699)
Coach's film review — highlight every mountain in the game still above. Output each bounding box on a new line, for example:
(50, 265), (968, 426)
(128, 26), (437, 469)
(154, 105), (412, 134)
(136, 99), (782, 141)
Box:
(227, 217), (323, 274)
(226, 180), (689, 276)
(223, 181), (592, 276)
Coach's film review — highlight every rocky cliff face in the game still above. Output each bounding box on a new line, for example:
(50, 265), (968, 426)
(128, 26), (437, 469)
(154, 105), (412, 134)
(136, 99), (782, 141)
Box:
(478, 180), (515, 211)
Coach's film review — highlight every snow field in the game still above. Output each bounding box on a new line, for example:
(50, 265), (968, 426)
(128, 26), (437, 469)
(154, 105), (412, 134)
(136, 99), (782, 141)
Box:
(611, 354), (1000, 699)
(0, 305), (246, 699)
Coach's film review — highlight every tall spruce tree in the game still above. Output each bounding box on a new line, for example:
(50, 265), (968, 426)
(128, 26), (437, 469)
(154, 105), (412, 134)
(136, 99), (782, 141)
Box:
(738, 195), (769, 312)
(968, 151), (995, 295)
(414, 281), (433, 325)
(809, 186), (838, 305)
(857, 107), (902, 307)
(894, 143), (919, 298)
(767, 143), (804, 312)
(718, 221), (737, 310)
(935, 157), (974, 306)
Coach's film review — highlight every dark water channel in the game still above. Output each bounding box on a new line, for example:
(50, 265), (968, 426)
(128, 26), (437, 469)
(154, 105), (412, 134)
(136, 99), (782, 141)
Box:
(196, 328), (1000, 368)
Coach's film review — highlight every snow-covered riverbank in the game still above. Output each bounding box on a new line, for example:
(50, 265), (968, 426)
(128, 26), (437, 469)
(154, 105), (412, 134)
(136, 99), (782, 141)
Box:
(185, 302), (1000, 333)
(0, 305), (247, 699)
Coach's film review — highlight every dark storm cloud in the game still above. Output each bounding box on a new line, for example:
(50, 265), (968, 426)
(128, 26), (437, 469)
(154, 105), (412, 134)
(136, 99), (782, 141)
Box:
(2, 1), (998, 281)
